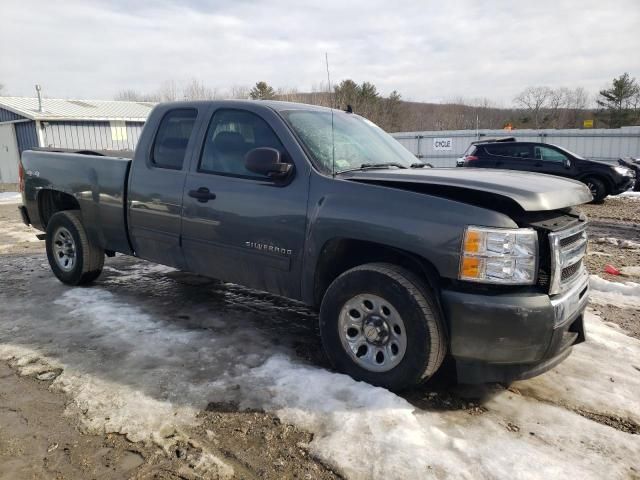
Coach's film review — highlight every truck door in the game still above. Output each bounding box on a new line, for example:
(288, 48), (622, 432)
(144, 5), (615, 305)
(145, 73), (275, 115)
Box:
(181, 106), (308, 299)
(127, 107), (201, 268)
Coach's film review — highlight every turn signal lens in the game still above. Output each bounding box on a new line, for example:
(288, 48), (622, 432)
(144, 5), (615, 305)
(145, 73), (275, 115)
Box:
(463, 230), (481, 253)
(459, 226), (538, 285)
(461, 257), (481, 278)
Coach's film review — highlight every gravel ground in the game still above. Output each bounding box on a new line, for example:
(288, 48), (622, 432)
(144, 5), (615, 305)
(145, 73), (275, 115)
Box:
(578, 196), (640, 338)
(578, 196), (640, 224)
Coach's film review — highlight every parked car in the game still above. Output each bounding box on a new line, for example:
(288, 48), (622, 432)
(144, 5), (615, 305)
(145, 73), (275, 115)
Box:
(18, 100), (592, 390)
(458, 138), (635, 202)
(618, 157), (640, 192)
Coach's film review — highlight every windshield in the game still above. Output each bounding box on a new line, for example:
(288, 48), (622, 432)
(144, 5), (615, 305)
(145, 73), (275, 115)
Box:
(281, 110), (418, 173)
(555, 145), (585, 160)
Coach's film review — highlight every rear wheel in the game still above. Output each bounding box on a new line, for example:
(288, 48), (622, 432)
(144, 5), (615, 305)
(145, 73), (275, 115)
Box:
(46, 210), (104, 285)
(319, 263), (446, 391)
(584, 177), (607, 203)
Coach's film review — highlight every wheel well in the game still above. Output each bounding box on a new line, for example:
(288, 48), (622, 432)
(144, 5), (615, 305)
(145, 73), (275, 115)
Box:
(38, 190), (80, 228)
(313, 238), (441, 308)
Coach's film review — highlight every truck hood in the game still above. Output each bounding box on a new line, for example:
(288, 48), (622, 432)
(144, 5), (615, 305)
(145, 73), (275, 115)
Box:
(340, 168), (593, 212)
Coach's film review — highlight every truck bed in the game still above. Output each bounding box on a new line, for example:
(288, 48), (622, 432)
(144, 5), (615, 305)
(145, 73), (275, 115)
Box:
(21, 150), (133, 254)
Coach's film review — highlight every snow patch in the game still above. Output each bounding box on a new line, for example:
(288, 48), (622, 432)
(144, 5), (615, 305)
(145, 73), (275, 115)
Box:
(514, 310), (640, 424)
(1, 289), (234, 476)
(102, 263), (176, 284)
(0, 192), (21, 204)
(238, 355), (441, 479)
(0, 223), (40, 249)
(589, 275), (640, 309)
(592, 237), (640, 249)
(593, 237), (640, 250)
(2, 278), (640, 479)
(620, 266), (640, 277)
(618, 191), (640, 199)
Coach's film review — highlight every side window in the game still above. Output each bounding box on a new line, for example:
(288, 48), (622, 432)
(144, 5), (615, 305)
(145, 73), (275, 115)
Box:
(152, 109), (197, 170)
(534, 146), (567, 163)
(199, 109), (284, 178)
(484, 144), (532, 159)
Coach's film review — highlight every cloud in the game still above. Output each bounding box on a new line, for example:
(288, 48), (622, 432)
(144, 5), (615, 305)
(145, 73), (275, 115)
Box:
(1, 0), (639, 103)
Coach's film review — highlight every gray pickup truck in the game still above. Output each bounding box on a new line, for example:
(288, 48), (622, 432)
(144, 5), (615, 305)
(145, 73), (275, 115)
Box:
(18, 100), (592, 390)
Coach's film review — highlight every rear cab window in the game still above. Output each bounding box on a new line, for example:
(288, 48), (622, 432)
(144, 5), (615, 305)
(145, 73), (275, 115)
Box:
(152, 109), (198, 169)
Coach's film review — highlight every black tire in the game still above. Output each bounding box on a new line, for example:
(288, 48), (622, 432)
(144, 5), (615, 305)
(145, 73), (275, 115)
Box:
(319, 263), (446, 391)
(45, 210), (104, 285)
(584, 177), (607, 203)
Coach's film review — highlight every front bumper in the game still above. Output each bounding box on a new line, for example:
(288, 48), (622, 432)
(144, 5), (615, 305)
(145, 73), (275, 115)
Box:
(612, 177), (635, 195)
(440, 271), (589, 384)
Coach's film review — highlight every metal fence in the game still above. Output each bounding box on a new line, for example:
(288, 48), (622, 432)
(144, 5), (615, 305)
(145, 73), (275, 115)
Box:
(392, 126), (640, 167)
(40, 121), (144, 152)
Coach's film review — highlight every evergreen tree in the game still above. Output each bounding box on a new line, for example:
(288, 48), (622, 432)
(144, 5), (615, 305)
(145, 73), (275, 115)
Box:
(596, 73), (640, 127)
(249, 81), (276, 100)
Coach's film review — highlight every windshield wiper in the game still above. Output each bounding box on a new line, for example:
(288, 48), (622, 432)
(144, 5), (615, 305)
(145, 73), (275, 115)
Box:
(336, 162), (408, 174)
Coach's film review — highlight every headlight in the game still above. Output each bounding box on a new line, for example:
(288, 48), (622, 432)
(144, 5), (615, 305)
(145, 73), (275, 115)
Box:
(459, 226), (538, 285)
(614, 166), (632, 177)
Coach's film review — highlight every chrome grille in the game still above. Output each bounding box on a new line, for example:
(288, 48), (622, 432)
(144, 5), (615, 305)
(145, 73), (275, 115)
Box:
(561, 259), (582, 281)
(560, 232), (584, 248)
(548, 222), (588, 295)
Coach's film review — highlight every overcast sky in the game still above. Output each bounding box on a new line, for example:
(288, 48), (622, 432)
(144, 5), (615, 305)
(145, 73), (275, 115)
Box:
(1, 0), (639, 104)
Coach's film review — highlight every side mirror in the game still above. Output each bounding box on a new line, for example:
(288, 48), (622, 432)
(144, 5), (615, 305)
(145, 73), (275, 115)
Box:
(245, 147), (293, 179)
(563, 159), (571, 168)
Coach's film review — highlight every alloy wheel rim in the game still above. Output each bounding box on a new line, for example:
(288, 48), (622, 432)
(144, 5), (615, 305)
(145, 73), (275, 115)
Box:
(338, 294), (407, 372)
(53, 226), (76, 272)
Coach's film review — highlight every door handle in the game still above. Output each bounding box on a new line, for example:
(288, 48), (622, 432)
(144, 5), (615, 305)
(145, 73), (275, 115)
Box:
(188, 187), (217, 203)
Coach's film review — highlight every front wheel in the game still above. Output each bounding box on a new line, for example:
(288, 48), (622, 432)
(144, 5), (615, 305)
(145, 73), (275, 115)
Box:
(584, 177), (607, 203)
(45, 210), (104, 285)
(319, 263), (446, 391)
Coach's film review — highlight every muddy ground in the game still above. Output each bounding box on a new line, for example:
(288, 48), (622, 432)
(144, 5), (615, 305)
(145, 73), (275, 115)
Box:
(0, 203), (340, 479)
(0, 196), (639, 479)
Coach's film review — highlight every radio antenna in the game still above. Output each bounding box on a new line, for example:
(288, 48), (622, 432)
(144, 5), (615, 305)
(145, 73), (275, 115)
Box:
(326, 52), (336, 177)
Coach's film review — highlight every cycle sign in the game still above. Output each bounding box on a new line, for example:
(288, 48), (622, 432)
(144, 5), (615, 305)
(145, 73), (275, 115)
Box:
(433, 138), (453, 151)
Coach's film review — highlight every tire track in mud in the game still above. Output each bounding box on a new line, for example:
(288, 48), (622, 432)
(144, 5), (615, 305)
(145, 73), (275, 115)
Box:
(588, 220), (640, 243)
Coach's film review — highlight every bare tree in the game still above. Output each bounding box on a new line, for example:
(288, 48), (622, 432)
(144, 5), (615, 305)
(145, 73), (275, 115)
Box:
(546, 88), (570, 128)
(158, 80), (179, 102)
(565, 87), (590, 128)
(514, 86), (552, 128)
(274, 87), (300, 102)
(114, 89), (158, 102)
(111, 79), (602, 132)
(227, 85), (250, 99)
(182, 79), (218, 100)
